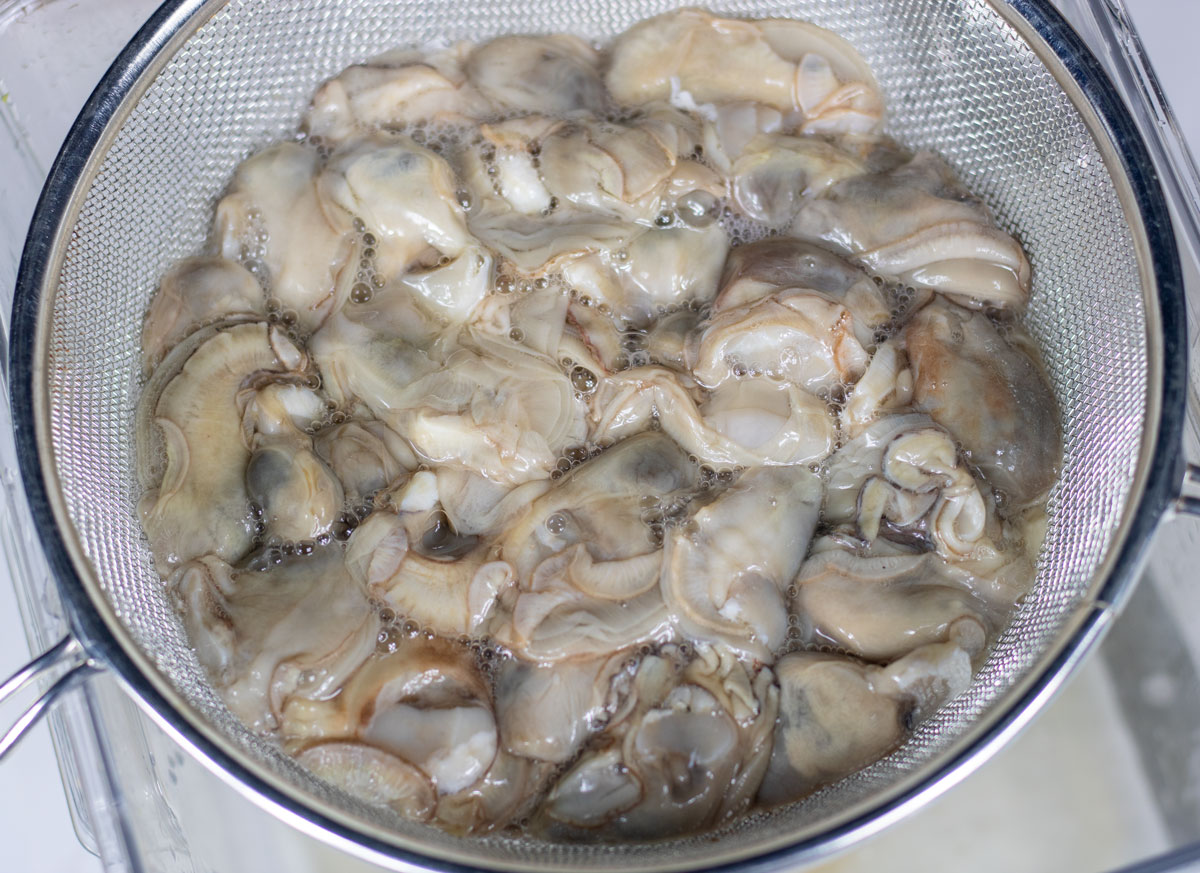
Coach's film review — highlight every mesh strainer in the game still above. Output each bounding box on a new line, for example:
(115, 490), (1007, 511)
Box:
(2, 0), (1196, 870)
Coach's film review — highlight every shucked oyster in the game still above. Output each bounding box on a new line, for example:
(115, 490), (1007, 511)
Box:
(660, 465), (822, 660)
(607, 9), (884, 135)
(792, 150), (1032, 311)
(758, 642), (975, 805)
(138, 322), (304, 571)
(282, 635), (555, 833)
(904, 300), (1061, 506)
(215, 143), (355, 330)
(170, 547), (378, 733)
(542, 644), (778, 839)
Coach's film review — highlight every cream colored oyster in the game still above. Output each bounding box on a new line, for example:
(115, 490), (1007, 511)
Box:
(138, 322), (304, 572)
(543, 644), (778, 839)
(141, 257), (263, 371)
(170, 548), (378, 733)
(607, 9), (884, 136)
(792, 150), (1031, 310)
(758, 642), (975, 804)
(661, 465), (822, 660)
(215, 143), (355, 330)
(282, 637), (555, 834)
(305, 43), (492, 145)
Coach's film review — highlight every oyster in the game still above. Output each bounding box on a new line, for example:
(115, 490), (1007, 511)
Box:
(607, 9), (884, 135)
(141, 257), (263, 371)
(486, 433), (697, 661)
(319, 135), (472, 281)
(296, 743), (436, 821)
(731, 134), (865, 226)
(689, 293), (873, 391)
(138, 322), (303, 571)
(591, 366), (835, 467)
(793, 544), (993, 661)
(494, 653), (632, 764)
(345, 509), (508, 638)
(543, 645), (778, 838)
(661, 465), (822, 660)
(904, 300), (1062, 506)
(758, 642), (974, 804)
(305, 44), (492, 145)
(170, 548), (378, 733)
(314, 420), (412, 505)
(823, 413), (1016, 565)
(242, 382), (343, 544)
(792, 150), (1031, 310)
(282, 636), (552, 833)
(215, 143), (354, 330)
(466, 35), (607, 115)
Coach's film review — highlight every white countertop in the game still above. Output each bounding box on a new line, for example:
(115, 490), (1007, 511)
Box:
(1, 1), (1197, 871)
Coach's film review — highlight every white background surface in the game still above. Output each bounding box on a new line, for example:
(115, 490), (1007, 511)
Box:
(0, 1), (1197, 871)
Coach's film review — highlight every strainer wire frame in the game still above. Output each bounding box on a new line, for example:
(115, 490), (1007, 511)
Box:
(5, 0), (1190, 870)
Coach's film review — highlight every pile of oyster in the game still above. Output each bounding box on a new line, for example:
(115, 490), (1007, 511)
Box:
(137, 9), (1061, 840)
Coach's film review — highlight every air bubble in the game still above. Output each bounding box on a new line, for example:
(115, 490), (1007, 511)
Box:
(351, 282), (373, 304)
(546, 513), (568, 535)
(509, 327), (525, 343)
(678, 190), (718, 227)
(570, 365), (598, 392)
(376, 627), (399, 653)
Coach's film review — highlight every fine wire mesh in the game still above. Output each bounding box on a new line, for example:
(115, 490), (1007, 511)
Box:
(39, 0), (1149, 867)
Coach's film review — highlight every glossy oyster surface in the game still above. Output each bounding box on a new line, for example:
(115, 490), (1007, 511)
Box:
(138, 9), (1059, 843)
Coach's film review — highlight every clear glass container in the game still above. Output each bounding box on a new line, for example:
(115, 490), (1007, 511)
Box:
(1, 2), (1197, 871)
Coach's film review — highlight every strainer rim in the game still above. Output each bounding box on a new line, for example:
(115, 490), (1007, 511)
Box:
(6, 0), (1188, 870)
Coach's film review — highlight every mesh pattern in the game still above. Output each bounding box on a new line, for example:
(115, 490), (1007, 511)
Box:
(40, 0), (1149, 868)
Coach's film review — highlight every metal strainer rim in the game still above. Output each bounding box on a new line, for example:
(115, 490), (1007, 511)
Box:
(7, 0), (1188, 869)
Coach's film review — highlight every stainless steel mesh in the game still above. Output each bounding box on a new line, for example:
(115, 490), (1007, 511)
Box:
(38, 0), (1152, 868)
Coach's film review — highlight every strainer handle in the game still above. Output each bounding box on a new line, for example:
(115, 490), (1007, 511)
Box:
(0, 634), (98, 761)
(1180, 463), (1200, 517)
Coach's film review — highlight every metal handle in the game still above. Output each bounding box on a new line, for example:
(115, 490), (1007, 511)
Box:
(1180, 463), (1200, 517)
(0, 634), (98, 760)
